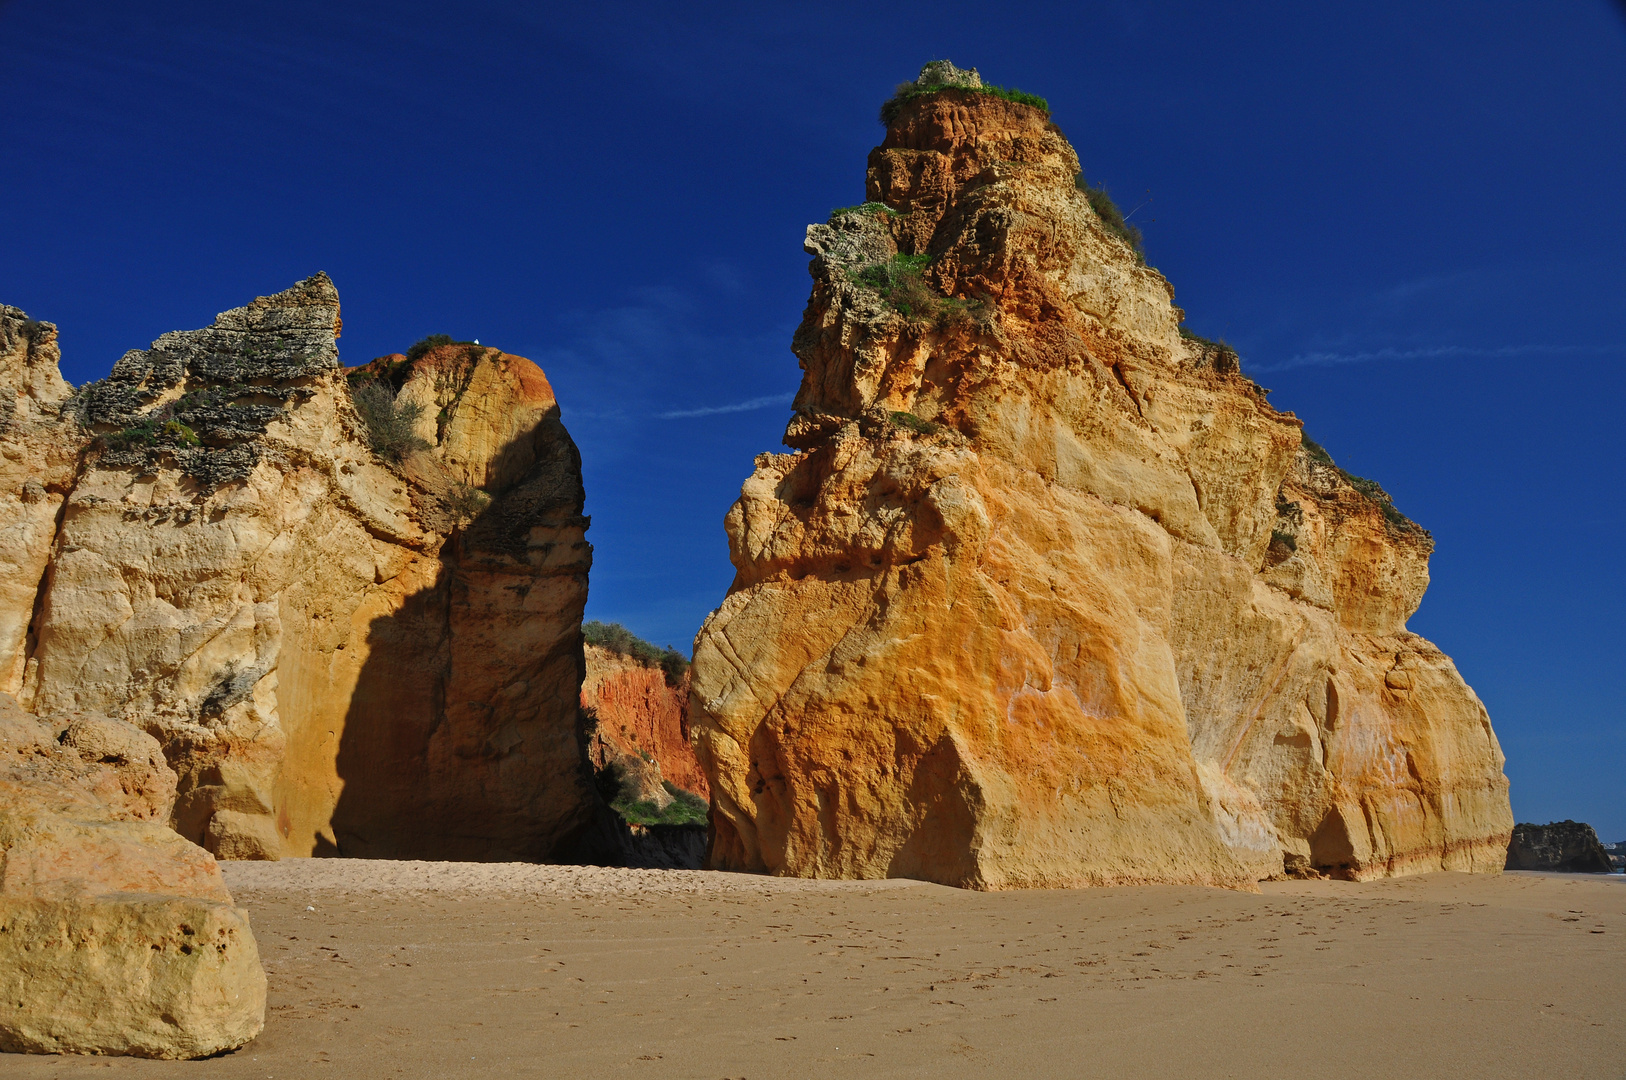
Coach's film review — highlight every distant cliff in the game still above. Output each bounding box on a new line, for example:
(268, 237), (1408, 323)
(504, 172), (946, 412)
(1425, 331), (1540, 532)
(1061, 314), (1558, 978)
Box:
(0, 277), (596, 861)
(1506, 822), (1613, 873)
(582, 639), (709, 802)
(689, 63), (1513, 887)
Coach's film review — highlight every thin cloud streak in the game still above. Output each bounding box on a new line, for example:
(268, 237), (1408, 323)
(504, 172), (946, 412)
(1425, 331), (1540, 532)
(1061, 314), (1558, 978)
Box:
(1251, 343), (1622, 373)
(659, 393), (795, 419)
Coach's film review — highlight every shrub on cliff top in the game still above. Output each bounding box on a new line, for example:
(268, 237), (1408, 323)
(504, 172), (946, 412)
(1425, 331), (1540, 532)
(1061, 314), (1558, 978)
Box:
(832, 201), (899, 218)
(405, 333), (480, 363)
(1298, 432), (1420, 533)
(583, 620), (690, 686)
(890, 411), (940, 436)
(880, 81), (1048, 125)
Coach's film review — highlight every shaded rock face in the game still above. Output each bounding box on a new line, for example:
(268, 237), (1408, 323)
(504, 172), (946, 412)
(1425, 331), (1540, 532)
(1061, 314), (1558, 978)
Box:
(689, 82), (1512, 888)
(0, 692), (265, 1058)
(1506, 822), (1613, 873)
(0, 278), (595, 861)
(582, 643), (709, 800)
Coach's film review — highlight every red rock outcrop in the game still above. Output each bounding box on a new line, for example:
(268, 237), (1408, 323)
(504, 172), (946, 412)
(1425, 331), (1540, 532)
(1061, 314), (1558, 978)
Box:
(582, 643), (708, 799)
(0, 281), (596, 861)
(688, 66), (1512, 888)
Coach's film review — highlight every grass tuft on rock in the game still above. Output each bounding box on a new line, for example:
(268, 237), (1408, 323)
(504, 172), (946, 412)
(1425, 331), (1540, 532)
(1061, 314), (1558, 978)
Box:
(890, 411), (940, 436)
(850, 253), (979, 328)
(1076, 174), (1145, 263)
(1298, 433), (1421, 532)
(832, 201), (899, 218)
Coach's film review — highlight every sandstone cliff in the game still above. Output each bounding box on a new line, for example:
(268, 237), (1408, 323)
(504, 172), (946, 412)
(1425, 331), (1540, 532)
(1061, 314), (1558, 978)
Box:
(688, 64), (1513, 888)
(583, 642), (709, 800)
(0, 692), (265, 1057)
(0, 280), (596, 861)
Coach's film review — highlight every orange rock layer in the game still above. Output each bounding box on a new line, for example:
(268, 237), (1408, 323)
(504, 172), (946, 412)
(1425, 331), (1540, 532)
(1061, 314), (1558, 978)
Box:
(582, 644), (708, 800)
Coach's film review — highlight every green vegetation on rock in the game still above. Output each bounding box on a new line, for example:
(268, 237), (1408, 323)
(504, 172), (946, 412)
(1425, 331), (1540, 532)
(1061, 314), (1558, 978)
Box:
(1298, 433), (1420, 532)
(850, 253), (978, 328)
(404, 333), (477, 363)
(612, 781), (709, 827)
(351, 380), (430, 463)
(583, 620), (690, 686)
(890, 411), (940, 436)
(881, 81), (1048, 125)
(832, 201), (899, 218)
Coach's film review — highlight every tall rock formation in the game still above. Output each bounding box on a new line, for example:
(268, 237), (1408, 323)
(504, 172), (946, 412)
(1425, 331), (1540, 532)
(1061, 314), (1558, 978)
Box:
(688, 65), (1513, 888)
(0, 278), (596, 861)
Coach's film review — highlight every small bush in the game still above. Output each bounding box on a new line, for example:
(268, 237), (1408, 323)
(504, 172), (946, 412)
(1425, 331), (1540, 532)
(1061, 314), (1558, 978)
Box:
(1180, 327), (1241, 373)
(1269, 528), (1298, 553)
(1300, 434), (1336, 469)
(1300, 433), (1417, 531)
(611, 782), (708, 827)
(890, 411), (940, 436)
(405, 334), (454, 363)
(1076, 174), (1145, 263)
(352, 380), (430, 463)
(103, 416), (200, 451)
(853, 253), (934, 317)
(850, 253), (979, 328)
(445, 482), (490, 525)
(583, 620), (690, 686)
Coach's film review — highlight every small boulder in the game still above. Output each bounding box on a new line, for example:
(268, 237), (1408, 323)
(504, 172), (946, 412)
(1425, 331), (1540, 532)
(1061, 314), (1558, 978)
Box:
(0, 692), (266, 1059)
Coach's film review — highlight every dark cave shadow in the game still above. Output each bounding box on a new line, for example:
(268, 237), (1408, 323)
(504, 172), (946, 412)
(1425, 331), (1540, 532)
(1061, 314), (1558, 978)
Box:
(316, 403), (609, 862)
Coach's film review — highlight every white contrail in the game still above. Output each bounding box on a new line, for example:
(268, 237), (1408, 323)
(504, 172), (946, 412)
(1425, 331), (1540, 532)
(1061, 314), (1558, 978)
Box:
(1251, 343), (1620, 373)
(658, 393), (794, 419)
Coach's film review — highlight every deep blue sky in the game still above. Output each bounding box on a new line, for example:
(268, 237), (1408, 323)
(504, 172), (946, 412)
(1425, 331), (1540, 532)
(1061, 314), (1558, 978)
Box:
(4, 1), (1623, 838)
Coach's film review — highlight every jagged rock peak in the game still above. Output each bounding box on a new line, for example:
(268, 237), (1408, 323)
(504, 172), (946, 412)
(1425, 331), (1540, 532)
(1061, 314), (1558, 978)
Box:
(70, 273), (343, 488)
(909, 60), (982, 90)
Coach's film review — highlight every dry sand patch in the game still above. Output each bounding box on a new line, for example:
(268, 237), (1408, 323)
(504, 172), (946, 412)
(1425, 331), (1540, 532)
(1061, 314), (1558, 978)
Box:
(8, 862), (1622, 1079)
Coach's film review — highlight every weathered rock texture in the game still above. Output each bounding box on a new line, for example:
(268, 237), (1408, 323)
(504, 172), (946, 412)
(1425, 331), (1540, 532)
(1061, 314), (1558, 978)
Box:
(1505, 821), (1613, 873)
(583, 643), (708, 799)
(0, 281), (595, 861)
(0, 692), (265, 1058)
(689, 75), (1513, 888)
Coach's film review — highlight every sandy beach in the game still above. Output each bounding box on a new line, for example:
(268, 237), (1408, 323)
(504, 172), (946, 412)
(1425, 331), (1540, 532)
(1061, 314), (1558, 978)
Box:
(8, 861), (1622, 1079)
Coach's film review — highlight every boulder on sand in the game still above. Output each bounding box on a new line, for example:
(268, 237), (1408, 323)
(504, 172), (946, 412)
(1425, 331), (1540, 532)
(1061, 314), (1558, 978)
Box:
(0, 692), (266, 1059)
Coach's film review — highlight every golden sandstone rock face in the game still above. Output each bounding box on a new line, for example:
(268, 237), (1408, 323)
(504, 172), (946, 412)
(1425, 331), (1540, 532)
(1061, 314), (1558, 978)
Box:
(689, 82), (1513, 888)
(0, 693), (266, 1058)
(0, 280), (595, 862)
